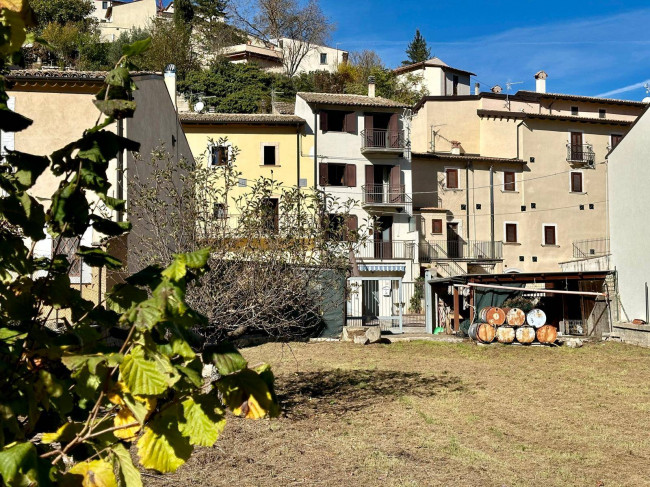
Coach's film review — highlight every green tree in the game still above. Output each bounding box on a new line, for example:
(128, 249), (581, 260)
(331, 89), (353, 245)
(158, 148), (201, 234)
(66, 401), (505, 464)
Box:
(174, 0), (195, 26)
(402, 29), (431, 65)
(29, 0), (95, 30)
(0, 3), (278, 484)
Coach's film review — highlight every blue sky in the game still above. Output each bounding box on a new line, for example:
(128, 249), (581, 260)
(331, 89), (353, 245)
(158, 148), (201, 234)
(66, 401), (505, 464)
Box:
(322, 0), (650, 100)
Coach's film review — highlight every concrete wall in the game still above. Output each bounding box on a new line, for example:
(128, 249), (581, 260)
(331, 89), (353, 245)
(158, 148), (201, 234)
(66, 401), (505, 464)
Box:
(99, 0), (158, 41)
(608, 106), (650, 320)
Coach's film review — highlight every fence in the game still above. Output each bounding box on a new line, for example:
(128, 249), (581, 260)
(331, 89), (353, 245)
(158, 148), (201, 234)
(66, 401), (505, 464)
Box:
(354, 240), (416, 260)
(572, 238), (610, 259)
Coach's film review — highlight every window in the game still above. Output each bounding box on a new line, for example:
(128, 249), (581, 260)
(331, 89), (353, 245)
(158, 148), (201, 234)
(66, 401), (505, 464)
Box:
(431, 219), (443, 234)
(55, 237), (81, 278)
(611, 134), (623, 149)
(213, 203), (227, 219)
(326, 213), (345, 240)
(319, 163), (356, 187)
(452, 75), (459, 96)
(505, 223), (518, 243)
(261, 198), (279, 233)
(503, 171), (516, 192)
(102, 1), (108, 8)
(210, 145), (228, 166)
(262, 145), (276, 166)
(599, 108), (606, 119)
(571, 106), (579, 116)
(543, 225), (557, 246)
(320, 110), (357, 133)
(570, 171), (583, 193)
(320, 53), (328, 65)
(445, 168), (459, 189)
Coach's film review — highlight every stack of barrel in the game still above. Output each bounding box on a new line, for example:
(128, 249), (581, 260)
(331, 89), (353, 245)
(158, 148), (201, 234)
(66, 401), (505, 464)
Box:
(468, 306), (557, 345)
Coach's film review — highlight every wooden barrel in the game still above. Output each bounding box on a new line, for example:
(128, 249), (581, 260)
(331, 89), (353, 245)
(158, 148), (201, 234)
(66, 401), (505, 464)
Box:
(515, 326), (536, 344)
(536, 324), (558, 344)
(468, 323), (496, 344)
(496, 326), (515, 344)
(526, 308), (547, 329)
(504, 307), (526, 327)
(479, 307), (506, 326)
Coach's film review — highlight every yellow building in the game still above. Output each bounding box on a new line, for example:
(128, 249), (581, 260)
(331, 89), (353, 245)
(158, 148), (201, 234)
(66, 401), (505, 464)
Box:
(180, 112), (314, 226)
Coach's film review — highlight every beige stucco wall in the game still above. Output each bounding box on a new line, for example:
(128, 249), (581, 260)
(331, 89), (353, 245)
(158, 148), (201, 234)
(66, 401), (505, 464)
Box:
(99, 0), (158, 41)
(608, 106), (650, 320)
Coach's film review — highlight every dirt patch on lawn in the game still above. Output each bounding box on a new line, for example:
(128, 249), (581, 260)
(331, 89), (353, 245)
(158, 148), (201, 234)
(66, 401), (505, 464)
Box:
(143, 340), (650, 487)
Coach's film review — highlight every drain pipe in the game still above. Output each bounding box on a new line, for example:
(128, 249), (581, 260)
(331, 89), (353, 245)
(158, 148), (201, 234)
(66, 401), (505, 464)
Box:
(489, 165), (495, 255)
(465, 161), (470, 241)
(313, 111), (318, 190)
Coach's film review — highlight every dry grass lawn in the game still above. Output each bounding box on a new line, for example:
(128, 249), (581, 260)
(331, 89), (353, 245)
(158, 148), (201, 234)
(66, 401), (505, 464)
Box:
(145, 340), (650, 487)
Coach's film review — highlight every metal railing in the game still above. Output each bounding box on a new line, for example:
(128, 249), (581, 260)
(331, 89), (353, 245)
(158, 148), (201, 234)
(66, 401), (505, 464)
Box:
(420, 240), (503, 262)
(361, 184), (411, 206)
(567, 144), (595, 164)
(355, 240), (416, 260)
(361, 129), (406, 151)
(572, 238), (610, 259)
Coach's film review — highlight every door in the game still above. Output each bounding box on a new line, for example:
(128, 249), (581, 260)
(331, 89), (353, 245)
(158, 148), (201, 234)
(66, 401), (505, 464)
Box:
(389, 165), (402, 203)
(362, 280), (379, 324)
(570, 132), (583, 160)
(447, 222), (460, 258)
(374, 216), (392, 259)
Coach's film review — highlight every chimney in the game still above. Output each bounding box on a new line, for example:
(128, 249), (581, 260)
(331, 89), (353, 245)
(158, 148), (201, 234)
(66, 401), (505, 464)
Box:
(164, 63), (177, 110)
(474, 82), (480, 95)
(491, 85), (502, 94)
(451, 140), (462, 155)
(535, 70), (548, 94)
(368, 76), (376, 98)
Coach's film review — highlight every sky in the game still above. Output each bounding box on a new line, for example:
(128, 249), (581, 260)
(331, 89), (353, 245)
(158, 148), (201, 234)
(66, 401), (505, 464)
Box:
(321, 0), (650, 100)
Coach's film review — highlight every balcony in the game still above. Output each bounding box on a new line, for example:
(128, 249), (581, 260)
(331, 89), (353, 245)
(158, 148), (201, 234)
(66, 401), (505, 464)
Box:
(362, 184), (412, 211)
(572, 238), (610, 259)
(419, 240), (503, 263)
(567, 144), (595, 165)
(355, 240), (416, 260)
(361, 129), (406, 153)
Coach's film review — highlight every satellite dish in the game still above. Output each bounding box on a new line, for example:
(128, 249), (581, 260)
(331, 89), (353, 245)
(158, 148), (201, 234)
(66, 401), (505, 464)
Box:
(643, 97), (650, 104)
(194, 101), (205, 113)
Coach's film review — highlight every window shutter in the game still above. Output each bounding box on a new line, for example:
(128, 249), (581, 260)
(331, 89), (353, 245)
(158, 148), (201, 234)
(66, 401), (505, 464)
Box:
(432, 219), (443, 234)
(506, 224), (517, 243)
(364, 113), (374, 131)
(544, 226), (556, 245)
(345, 164), (356, 187)
(345, 112), (357, 134)
(446, 169), (458, 189)
(571, 172), (582, 193)
(319, 162), (327, 186)
(319, 111), (328, 132)
(504, 172), (515, 191)
(346, 214), (358, 242)
(388, 113), (399, 148)
(611, 134), (623, 148)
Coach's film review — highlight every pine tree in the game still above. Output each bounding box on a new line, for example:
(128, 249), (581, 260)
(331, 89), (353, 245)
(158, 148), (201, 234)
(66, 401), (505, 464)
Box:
(174, 0), (195, 26)
(402, 29), (431, 65)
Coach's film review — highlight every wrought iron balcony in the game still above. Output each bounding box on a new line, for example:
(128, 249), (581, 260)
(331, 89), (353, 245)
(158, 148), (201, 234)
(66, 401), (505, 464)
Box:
(567, 144), (595, 165)
(355, 240), (416, 260)
(419, 240), (503, 262)
(361, 129), (406, 153)
(572, 238), (610, 259)
(361, 184), (411, 210)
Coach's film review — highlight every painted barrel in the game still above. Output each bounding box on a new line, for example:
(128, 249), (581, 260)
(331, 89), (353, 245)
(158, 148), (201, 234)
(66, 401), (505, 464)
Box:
(468, 322), (496, 344)
(479, 307), (506, 326)
(504, 307), (526, 327)
(526, 308), (547, 329)
(515, 326), (536, 344)
(536, 324), (558, 344)
(496, 326), (515, 344)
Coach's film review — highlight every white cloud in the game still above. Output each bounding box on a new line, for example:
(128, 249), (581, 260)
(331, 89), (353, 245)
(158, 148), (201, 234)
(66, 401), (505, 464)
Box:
(596, 80), (650, 97)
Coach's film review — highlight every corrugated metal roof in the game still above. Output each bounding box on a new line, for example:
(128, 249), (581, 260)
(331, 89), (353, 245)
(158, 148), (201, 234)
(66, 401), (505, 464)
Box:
(297, 92), (409, 108)
(179, 112), (305, 125)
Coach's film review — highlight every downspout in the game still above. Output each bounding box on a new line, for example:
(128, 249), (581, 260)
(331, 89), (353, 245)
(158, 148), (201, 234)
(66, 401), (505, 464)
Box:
(296, 123), (300, 187)
(313, 111), (318, 190)
(465, 161), (470, 241)
(489, 165), (495, 255)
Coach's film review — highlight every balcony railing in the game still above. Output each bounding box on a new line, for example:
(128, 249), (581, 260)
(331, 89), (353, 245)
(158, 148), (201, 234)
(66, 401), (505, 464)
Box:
(362, 184), (411, 208)
(419, 240), (503, 262)
(572, 238), (610, 259)
(361, 129), (406, 152)
(567, 144), (595, 164)
(355, 240), (416, 260)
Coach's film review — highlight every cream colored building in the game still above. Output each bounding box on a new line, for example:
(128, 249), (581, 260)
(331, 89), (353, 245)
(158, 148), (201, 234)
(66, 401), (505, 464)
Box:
(410, 72), (646, 277)
(3, 69), (191, 309)
(98, 0), (172, 41)
(394, 57), (475, 97)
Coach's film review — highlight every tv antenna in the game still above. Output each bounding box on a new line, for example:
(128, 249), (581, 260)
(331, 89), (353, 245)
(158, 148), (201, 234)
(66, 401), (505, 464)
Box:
(643, 83), (650, 103)
(505, 81), (523, 110)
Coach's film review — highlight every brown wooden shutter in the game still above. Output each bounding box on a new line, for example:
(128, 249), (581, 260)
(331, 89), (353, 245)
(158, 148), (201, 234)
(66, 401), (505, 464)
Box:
(346, 214), (358, 242)
(544, 226), (556, 245)
(364, 113), (374, 131)
(319, 162), (328, 186)
(506, 223), (517, 243)
(446, 168), (458, 189)
(504, 171), (515, 191)
(319, 111), (328, 132)
(432, 219), (443, 234)
(388, 113), (399, 148)
(345, 112), (357, 134)
(345, 164), (356, 187)
(571, 172), (582, 192)
(611, 134), (623, 148)
(389, 165), (401, 202)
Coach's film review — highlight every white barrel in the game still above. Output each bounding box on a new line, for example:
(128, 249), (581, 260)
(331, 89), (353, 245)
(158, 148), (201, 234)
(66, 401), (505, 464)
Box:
(526, 309), (547, 329)
(515, 326), (536, 344)
(505, 307), (526, 327)
(496, 326), (515, 344)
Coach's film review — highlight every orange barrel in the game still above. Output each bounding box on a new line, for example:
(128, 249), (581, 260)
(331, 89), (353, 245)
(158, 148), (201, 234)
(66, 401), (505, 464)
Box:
(526, 308), (547, 329)
(468, 322), (496, 344)
(515, 326), (536, 344)
(496, 326), (515, 344)
(479, 307), (506, 326)
(505, 307), (526, 327)
(536, 324), (558, 344)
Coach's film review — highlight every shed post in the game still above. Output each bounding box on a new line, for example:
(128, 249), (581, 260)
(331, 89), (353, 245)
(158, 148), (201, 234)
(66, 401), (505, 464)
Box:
(453, 286), (460, 331)
(424, 269), (433, 333)
(469, 287), (474, 323)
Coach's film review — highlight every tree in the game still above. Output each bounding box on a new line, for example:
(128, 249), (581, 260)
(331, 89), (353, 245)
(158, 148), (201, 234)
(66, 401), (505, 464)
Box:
(29, 0), (95, 30)
(0, 4), (277, 484)
(129, 143), (369, 342)
(230, 0), (334, 77)
(174, 0), (195, 26)
(140, 18), (200, 77)
(403, 29), (431, 65)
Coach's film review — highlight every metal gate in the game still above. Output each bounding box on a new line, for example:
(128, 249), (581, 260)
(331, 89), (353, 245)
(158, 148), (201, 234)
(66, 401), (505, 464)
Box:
(346, 277), (404, 332)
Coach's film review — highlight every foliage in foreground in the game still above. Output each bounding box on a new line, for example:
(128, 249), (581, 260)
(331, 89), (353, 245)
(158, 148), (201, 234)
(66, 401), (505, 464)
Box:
(0, 3), (278, 485)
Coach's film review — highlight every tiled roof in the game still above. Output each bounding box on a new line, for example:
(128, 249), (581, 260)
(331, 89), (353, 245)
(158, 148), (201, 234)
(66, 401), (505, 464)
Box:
(477, 109), (634, 126)
(7, 69), (160, 82)
(412, 152), (525, 164)
(179, 112), (305, 125)
(297, 92), (409, 108)
(394, 57), (476, 76)
(272, 101), (295, 115)
(518, 90), (647, 107)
